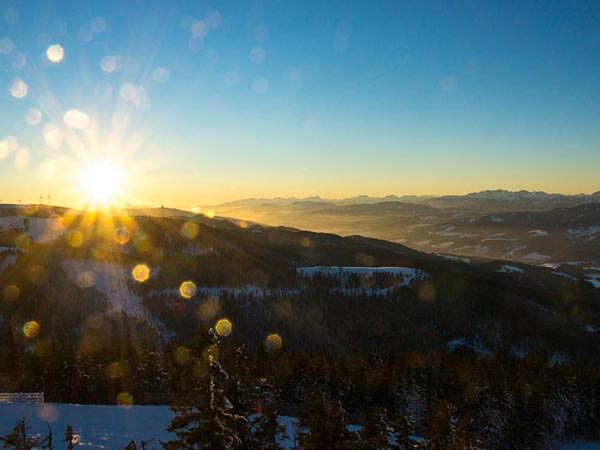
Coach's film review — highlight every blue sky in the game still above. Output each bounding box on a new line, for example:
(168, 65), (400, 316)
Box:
(1, 0), (599, 207)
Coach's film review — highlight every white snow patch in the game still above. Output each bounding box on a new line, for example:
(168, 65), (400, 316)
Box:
(0, 216), (65, 244)
(549, 352), (570, 367)
(566, 226), (600, 238)
(62, 259), (141, 314)
(529, 229), (548, 237)
(431, 241), (454, 249)
(439, 255), (471, 264)
(523, 252), (551, 262)
(481, 237), (518, 242)
(61, 259), (172, 339)
(552, 271), (578, 281)
(586, 273), (600, 288)
(0, 253), (17, 275)
(448, 336), (493, 356)
(491, 215), (504, 223)
(0, 403), (333, 450)
(560, 443), (600, 450)
(498, 265), (525, 274)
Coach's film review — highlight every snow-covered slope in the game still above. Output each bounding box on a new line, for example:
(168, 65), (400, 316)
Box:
(61, 260), (172, 338)
(0, 403), (300, 450)
(0, 216), (65, 244)
(62, 260), (141, 314)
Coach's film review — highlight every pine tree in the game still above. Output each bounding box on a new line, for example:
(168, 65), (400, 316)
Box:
(427, 401), (453, 450)
(450, 412), (477, 450)
(391, 414), (412, 450)
(358, 407), (390, 450)
(249, 402), (287, 450)
(162, 327), (248, 450)
(40, 425), (55, 450)
(64, 425), (77, 450)
(297, 394), (356, 450)
(0, 418), (39, 450)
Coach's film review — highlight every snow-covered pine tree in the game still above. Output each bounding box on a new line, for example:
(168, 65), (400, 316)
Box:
(162, 327), (248, 450)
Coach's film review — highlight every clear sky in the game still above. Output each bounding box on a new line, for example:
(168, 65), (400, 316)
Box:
(1, 0), (599, 208)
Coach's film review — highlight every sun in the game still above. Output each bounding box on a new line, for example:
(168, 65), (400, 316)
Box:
(79, 161), (125, 207)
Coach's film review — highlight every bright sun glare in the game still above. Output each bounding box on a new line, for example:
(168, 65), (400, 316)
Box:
(79, 162), (125, 207)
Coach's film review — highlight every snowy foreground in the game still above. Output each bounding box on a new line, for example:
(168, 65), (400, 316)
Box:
(0, 403), (598, 449)
(0, 402), (301, 449)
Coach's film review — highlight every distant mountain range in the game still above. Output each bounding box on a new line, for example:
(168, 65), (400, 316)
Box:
(211, 189), (600, 211)
(204, 191), (600, 268)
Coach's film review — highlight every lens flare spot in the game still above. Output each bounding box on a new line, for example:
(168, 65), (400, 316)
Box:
(192, 20), (208, 38)
(25, 108), (42, 125)
(152, 67), (170, 83)
(250, 46), (267, 64)
(0, 141), (8, 160)
(9, 78), (27, 98)
(14, 148), (30, 170)
(26, 265), (48, 284)
(265, 333), (283, 352)
(206, 11), (222, 28)
(114, 227), (130, 245)
(64, 109), (89, 129)
(101, 55), (121, 72)
(90, 17), (107, 34)
(67, 230), (83, 247)
(418, 282), (436, 303)
(46, 44), (64, 63)
(299, 237), (311, 247)
(134, 234), (152, 252)
(197, 297), (220, 320)
(116, 392), (133, 408)
(355, 252), (375, 266)
(3, 284), (20, 302)
(179, 281), (197, 299)
(132, 264), (150, 282)
(43, 124), (63, 149)
(174, 346), (191, 365)
(37, 404), (58, 423)
(215, 318), (232, 337)
(106, 361), (126, 379)
(23, 321), (40, 338)
(0, 37), (15, 54)
(181, 221), (199, 239)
